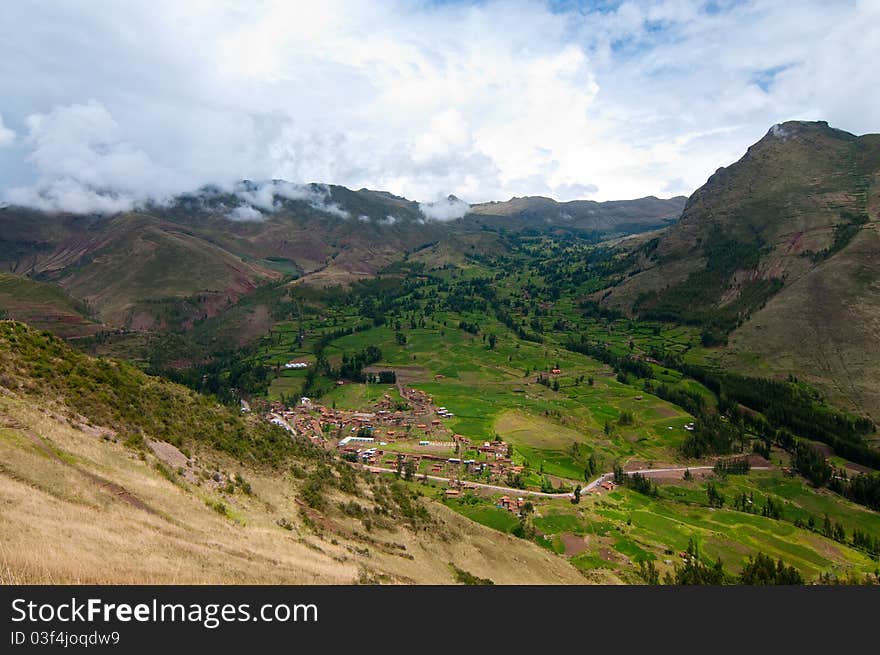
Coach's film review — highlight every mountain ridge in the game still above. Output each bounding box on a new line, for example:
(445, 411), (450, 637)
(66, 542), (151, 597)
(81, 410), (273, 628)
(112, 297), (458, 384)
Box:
(596, 119), (880, 419)
(0, 187), (686, 333)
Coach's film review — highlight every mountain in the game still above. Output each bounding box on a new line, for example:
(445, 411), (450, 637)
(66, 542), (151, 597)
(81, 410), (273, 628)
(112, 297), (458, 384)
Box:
(0, 320), (591, 584)
(469, 195), (686, 235)
(0, 273), (102, 337)
(0, 186), (684, 334)
(599, 121), (880, 419)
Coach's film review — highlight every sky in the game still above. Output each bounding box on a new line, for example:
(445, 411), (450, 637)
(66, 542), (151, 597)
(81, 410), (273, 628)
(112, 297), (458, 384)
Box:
(0, 0), (878, 214)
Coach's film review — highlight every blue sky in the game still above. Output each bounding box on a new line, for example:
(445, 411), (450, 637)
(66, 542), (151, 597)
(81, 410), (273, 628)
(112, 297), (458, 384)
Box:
(0, 0), (878, 214)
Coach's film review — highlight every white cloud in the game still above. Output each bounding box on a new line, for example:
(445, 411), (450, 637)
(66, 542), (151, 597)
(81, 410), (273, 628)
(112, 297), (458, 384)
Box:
(419, 196), (470, 222)
(6, 179), (136, 215)
(6, 100), (181, 212)
(0, 114), (14, 147)
(228, 204), (263, 221)
(0, 0), (877, 213)
(230, 180), (350, 218)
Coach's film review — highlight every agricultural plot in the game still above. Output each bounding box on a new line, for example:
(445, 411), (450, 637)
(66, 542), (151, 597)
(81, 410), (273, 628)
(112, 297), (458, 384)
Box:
(315, 319), (700, 481)
(243, 249), (878, 582)
(440, 471), (880, 583)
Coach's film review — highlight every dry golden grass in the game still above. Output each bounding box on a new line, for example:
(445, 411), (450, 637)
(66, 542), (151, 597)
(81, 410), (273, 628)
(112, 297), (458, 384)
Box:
(0, 391), (589, 585)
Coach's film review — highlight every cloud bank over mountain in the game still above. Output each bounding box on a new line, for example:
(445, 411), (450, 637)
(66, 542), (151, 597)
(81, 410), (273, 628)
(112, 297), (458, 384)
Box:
(418, 196), (471, 222)
(0, 1), (878, 214)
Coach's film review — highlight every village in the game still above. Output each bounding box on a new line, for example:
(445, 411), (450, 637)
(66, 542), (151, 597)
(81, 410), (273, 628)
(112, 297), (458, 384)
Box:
(257, 378), (610, 509)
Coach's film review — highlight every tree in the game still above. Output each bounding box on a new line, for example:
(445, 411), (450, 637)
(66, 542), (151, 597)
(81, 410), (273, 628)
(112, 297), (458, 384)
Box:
(638, 559), (660, 585)
(672, 538), (726, 585)
(487, 333), (497, 350)
(587, 453), (599, 480)
(572, 484), (581, 504)
(706, 481), (725, 508)
(739, 552), (803, 585)
(584, 461), (593, 481)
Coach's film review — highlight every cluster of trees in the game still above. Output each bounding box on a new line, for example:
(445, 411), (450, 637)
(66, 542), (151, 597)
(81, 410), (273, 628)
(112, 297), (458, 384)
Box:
(564, 336), (654, 380)
(706, 481), (725, 507)
(613, 465), (659, 497)
(574, 447), (601, 482)
(643, 380), (706, 417)
(157, 349), (273, 405)
(495, 305), (543, 343)
(791, 441), (833, 486)
(301, 326), (377, 396)
(332, 345), (383, 382)
(579, 299), (624, 321)
(634, 225), (775, 337)
(752, 438), (771, 459)
(713, 456), (751, 475)
(681, 415), (741, 458)
(509, 501), (535, 539)
(728, 490), (784, 519)
(760, 496), (783, 520)
(535, 374), (560, 391)
(458, 320), (480, 334)
(367, 370), (397, 384)
(829, 470), (880, 511)
(806, 211), (868, 262)
(851, 528), (880, 557)
(441, 276), (543, 343)
(739, 552), (803, 585)
(675, 365), (876, 470)
(731, 491), (755, 513)
(665, 539), (726, 585)
(642, 543), (804, 585)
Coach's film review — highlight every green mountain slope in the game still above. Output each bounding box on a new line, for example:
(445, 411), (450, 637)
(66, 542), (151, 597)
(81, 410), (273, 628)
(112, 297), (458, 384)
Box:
(598, 121), (880, 418)
(0, 187), (684, 336)
(0, 273), (102, 338)
(470, 195), (685, 236)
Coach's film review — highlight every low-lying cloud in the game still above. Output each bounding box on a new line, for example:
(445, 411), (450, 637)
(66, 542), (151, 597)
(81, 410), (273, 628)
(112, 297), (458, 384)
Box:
(227, 204), (263, 222)
(232, 180), (350, 219)
(0, 1), (878, 214)
(418, 196), (470, 222)
(0, 114), (15, 147)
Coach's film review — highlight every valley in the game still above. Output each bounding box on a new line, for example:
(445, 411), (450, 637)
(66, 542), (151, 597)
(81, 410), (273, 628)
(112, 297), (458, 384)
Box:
(1, 121), (879, 585)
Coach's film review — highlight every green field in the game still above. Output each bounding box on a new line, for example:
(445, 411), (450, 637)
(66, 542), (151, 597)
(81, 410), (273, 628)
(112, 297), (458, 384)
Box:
(231, 237), (879, 584)
(439, 471), (880, 583)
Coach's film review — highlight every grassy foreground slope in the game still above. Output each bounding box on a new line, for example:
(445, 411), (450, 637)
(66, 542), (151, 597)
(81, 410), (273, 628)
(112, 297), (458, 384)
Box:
(0, 321), (589, 584)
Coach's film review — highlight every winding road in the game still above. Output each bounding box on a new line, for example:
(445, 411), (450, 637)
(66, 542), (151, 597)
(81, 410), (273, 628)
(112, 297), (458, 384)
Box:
(361, 464), (773, 499)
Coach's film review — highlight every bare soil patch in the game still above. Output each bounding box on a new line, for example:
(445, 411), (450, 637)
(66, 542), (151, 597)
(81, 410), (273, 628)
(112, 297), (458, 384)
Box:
(560, 533), (589, 557)
(365, 364), (430, 384)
